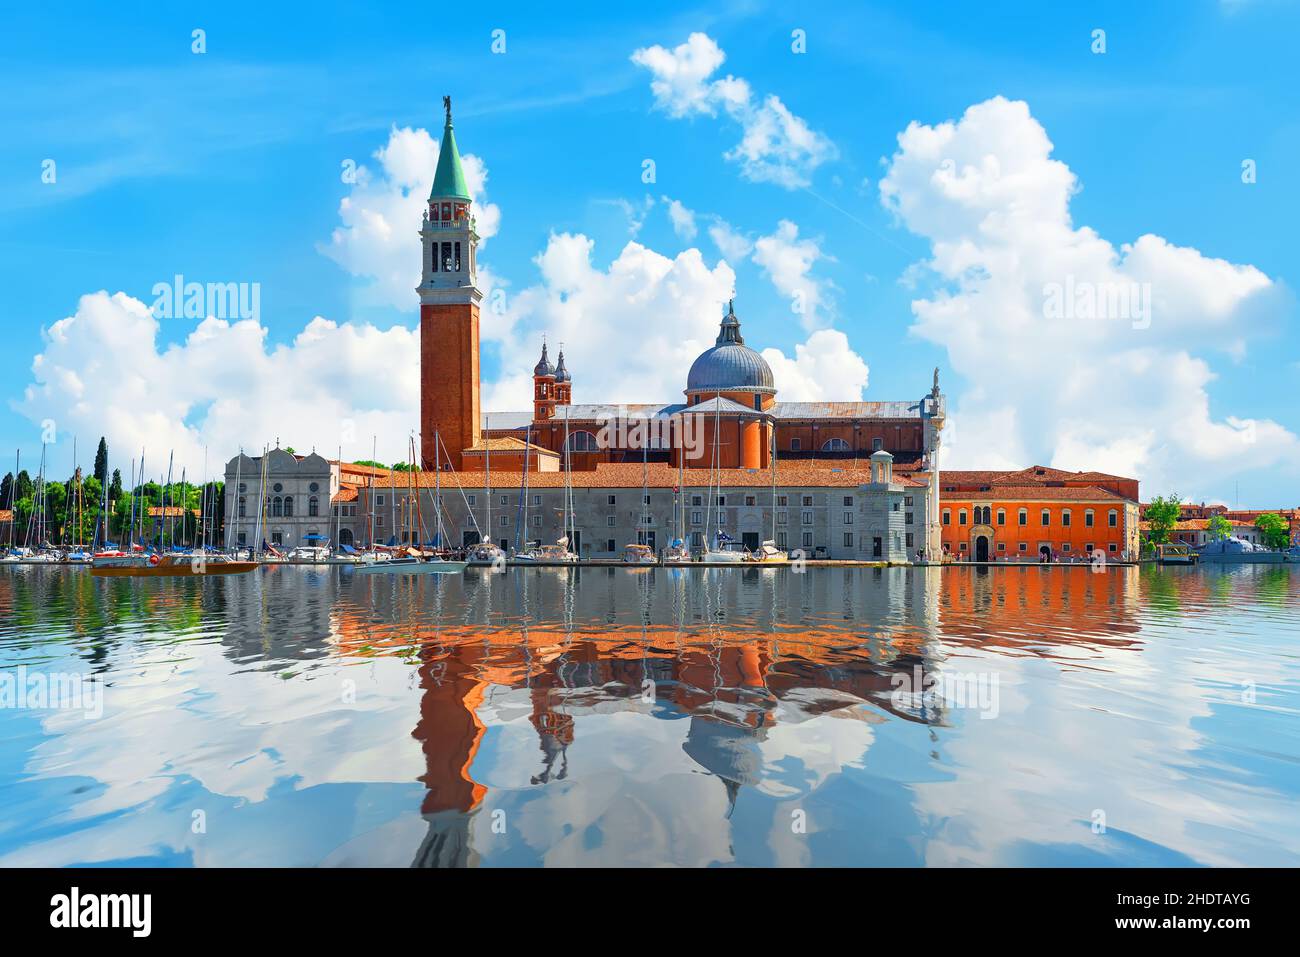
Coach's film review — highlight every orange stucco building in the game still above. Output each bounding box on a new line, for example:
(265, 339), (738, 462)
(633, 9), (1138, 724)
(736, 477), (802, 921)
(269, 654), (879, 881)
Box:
(939, 466), (1141, 562)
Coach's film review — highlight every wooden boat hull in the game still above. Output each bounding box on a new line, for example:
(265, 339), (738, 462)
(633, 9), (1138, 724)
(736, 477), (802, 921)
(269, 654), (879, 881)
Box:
(90, 561), (258, 578)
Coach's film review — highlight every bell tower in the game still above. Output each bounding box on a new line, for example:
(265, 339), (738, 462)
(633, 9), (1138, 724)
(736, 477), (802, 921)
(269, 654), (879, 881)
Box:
(419, 95), (481, 471)
(533, 341), (557, 421)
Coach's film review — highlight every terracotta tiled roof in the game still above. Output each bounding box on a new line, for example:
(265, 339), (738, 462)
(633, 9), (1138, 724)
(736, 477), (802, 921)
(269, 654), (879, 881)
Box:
(331, 487), (359, 503)
(331, 461), (394, 478)
(0, 509), (12, 522)
(463, 436), (560, 456)
(942, 465), (1135, 488)
(364, 461), (925, 490)
(941, 484), (1129, 503)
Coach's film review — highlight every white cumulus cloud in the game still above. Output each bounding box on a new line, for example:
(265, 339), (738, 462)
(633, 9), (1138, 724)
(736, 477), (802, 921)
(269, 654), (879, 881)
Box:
(879, 95), (1297, 497)
(18, 291), (420, 473)
(631, 32), (836, 189)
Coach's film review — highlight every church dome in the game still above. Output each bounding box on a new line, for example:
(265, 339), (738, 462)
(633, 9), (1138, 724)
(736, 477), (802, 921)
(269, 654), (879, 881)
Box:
(533, 342), (555, 377)
(686, 301), (775, 396)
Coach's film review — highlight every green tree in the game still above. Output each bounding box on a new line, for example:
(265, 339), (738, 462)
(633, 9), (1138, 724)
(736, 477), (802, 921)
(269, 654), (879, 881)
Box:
(1143, 494), (1182, 548)
(352, 460), (385, 469)
(109, 468), (123, 501)
(15, 470), (33, 502)
(0, 472), (12, 509)
(93, 437), (109, 488)
(1255, 513), (1291, 550)
(1207, 514), (1232, 542)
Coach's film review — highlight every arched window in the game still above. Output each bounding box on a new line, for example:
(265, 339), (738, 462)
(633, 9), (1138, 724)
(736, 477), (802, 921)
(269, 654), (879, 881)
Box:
(238, 496), (246, 518)
(308, 496), (319, 517)
(271, 496), (283, 517)
(563, 430), (600, 452)
(821, 437), (850, 451)
(283, 496), (294, 517)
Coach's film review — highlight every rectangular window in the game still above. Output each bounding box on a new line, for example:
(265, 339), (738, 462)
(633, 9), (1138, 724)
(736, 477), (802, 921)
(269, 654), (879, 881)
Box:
(777, 511), (787, 525)
(843, 532), (854, 548)
(959, 510), (967, 526)
(1062, 542), (1071, 552)
(376, 494), (385, 507)
(1041, 510), (1051, 526)
(467, 494), (476, 506)
(608, 495), (617, 506)
(375, 516), (384, 528)
(441, 242), (452, 271)
(843, 496), (854, 507)
(691, 510), (702, 525)
(692, 495), (703, 506)
(872, 437), (884, 451)
(691, 532), (704, 548)
(777, 495), (788, 507)
(500, 515), (509, 527)
(802, 511), (814, 525)
(790, 438), (802, 451)
(607, 539), (617, 552)
(607, 516), (616, 527)
(904, 495), (914, 507)
(745, 495), (756, 507)
(905, 511), (914, 525)
(802, 495), (813, 507)
(1085, 511), (1094, 527)
(1018, 510), (1027, 526)
(532, 515), (541, 527)
(501, 495), (509, 506)
(802, 532), (814, 548)
(1108, 543), (1117, 552)
(777, 531), (788, 549)
(905, 532), (914, 548)
(717, 496), (726, 507)
(1062, 511), (1071, 527)
(942, 510), (950, 525)
(643, 494), (651, 505)
(843, 512), (853, 524)
(997, 510), (1006, 526)
(1108, 510), (1118, 528)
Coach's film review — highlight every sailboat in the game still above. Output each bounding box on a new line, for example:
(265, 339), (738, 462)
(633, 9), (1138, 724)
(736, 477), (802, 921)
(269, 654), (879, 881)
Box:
(745, 425), (787, 564)
(699, 394), (748, 563)
(355, 436), (466, 575)
(465, 413), (507, 566)
(517, 413), (577, 563)
(664, 436), (692, 564)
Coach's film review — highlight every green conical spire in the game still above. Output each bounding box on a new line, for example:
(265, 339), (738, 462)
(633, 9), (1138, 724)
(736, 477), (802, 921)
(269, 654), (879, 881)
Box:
(430, 95), (471, 201)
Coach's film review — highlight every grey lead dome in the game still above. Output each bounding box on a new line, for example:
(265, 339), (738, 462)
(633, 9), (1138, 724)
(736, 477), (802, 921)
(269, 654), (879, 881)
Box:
(686, 301), (776, 395)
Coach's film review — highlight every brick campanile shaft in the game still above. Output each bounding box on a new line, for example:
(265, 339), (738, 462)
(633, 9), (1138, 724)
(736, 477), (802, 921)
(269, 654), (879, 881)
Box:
(418, 96), (482, 471)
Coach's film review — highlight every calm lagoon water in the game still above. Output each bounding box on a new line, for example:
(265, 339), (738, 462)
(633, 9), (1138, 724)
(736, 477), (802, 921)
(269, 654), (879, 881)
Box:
(1, 563), (1297, 867)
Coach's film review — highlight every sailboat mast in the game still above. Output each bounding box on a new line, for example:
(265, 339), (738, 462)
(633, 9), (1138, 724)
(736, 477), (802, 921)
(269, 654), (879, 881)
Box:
(485, 414), (491, 545)
(434, 430), (442, 549)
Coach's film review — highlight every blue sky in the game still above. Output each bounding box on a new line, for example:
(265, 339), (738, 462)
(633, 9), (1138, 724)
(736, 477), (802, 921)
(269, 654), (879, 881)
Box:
(1, 0), (1297, 505)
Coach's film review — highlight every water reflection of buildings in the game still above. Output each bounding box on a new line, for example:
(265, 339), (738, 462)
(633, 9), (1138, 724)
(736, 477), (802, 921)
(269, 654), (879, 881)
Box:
(308, 564), (1166, 864)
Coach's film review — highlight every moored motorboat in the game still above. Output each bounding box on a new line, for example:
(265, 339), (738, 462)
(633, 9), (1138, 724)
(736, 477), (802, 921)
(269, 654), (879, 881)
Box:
(622, 543), (657, 565)
(466, 541), (507, 566)
(353, 547), (466, 575)
(744, 540), (788, 564)
(663, 539), (692, 564)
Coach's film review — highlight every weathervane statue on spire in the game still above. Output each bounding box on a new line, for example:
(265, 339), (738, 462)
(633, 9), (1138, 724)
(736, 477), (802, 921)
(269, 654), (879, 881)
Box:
(443, 95), (451, 123)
